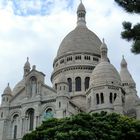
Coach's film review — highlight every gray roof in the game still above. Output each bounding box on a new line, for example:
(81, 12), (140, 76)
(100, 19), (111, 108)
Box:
(57, 26), (101, 58)
(120, 57), (135, 85)
(90, 61), (121, 87)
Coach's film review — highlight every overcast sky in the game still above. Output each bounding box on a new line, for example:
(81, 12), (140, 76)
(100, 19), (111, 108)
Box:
(0, 0), (140, 100)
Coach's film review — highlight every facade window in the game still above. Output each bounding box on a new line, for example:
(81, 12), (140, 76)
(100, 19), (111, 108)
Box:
(84, 56), (91, 60)
(75, 55), (81, 60)
(30, 76), (37, 95)
(93, 57), (98, 62)
(114, 93), (117, 101)
(13, 125), (17, 139)
(1, 112), (3, 118)
(67, 78), (72, 92)
(55, 84), (57, 90)
(101, 93), (104, 104)
(56, 63), (58, 67)
(110, 92), (113, 103)
(59, 102), (61, 108)
(46, 108), (54, 119)
(75, 77), (81, 91)
(12, 114), (19, 139)
(96, 94), (99, 104)
(60, 59), (64, 64)
(67, 57), (72, 61)
(85, 77), (90, 91)
(26, 108), (34, 131)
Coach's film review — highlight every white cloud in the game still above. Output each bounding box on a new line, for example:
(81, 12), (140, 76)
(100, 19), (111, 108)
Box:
(0, 0), (140, 100)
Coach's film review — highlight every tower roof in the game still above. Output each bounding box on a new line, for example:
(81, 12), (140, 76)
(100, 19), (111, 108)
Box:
(24, 57), (30, 69)
(56, 1), (101, 58)
(90, 40), (121, 87)
(77, 1), (86, 12)
(120, 56), (135, 86)
(3, 83), (12, 95)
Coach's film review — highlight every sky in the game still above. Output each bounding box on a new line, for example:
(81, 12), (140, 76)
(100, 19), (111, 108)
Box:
(0, 0), (140, 100)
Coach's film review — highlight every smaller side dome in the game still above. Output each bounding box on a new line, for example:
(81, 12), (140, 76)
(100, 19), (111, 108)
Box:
(3, 83), (12, 95)
(90, 40), (121, 87)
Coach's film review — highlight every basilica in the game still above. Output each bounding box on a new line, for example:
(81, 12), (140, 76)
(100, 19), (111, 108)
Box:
(0, 2), (140, 140)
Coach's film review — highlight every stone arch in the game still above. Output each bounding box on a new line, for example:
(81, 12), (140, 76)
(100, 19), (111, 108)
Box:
(41, 105), (55, 121)
(10, 112), (20, 140)
(25, 108), (35, 131)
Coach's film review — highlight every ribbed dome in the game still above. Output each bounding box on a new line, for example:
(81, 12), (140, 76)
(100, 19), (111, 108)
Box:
(90, 40), (121, 87)
(90, 61), (121, 87)
(12, 79), (25, 95)
(57, 26), (101, 57)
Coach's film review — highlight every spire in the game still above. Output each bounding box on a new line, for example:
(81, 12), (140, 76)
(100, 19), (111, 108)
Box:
(3, 83), (12, 95)
(100, 39), (108, 62)
(120, 56), (136, 87)
(77, 1), (86, 27)
(121, 55), (127, 68)
(24, 57), (31, 76)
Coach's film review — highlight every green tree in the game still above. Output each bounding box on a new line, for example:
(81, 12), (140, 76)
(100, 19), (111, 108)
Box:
(115, 0), (140, 54)
(22, 112), (140, 140)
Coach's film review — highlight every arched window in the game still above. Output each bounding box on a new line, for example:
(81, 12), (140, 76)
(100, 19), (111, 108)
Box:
(55, 84), (57, 90)
(14, 125), (17, 139)
(26, 108), (34, 131)
(85, 77), (90, 91)
(114, 93), (117, 101)
(96, 94), (99, 104)
(101, 93), (104, 104)
(1, 112), (3, 118)
(75, 77), (81, 91)
(67, 78), (72, 92)
(30, 76), (37, 95)
(12, 114), (19, 139)
(110, 92), (113, 103)
(59, 102), (61, 108)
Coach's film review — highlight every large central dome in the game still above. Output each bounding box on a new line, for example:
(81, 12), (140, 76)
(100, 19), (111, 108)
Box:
(57, 25), (101, 57)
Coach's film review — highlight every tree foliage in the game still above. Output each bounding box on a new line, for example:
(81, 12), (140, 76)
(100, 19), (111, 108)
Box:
(22, 112), (140, 140)
(115, 0), (140, 54)
(115, 0), (140, 13)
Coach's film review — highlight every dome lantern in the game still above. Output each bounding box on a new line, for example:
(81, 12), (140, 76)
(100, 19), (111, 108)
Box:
(100, 39), (108, 62)
(24, 57), (31, 76)
(77, 0), (86, 27)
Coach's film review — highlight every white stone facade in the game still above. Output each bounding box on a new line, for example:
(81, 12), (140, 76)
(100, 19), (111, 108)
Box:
(0, 2), (140, 140)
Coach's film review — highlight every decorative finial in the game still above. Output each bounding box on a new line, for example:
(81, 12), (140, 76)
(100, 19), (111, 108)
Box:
(8, 83), (9, 86)
(27, 57), (29, 61)
(102, 38), (105, 43)
(122, 55), (124, 59)
(80, 0), (82, 3)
